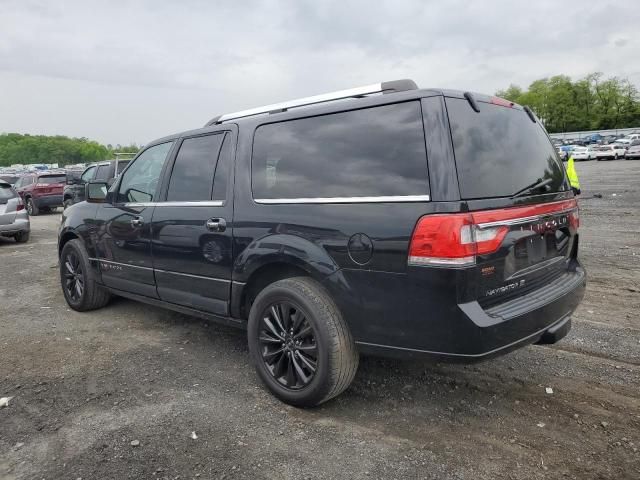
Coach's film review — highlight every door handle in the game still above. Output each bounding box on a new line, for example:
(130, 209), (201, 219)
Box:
(130, 216), (144, 228)
(206, 218), (226, 232)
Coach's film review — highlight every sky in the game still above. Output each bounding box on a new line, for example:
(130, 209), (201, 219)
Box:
(1, 0), (639, 146)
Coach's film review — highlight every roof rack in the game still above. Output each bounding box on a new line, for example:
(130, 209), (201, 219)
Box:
(204, 79), (418, 126)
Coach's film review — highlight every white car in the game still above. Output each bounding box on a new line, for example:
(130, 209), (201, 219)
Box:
(595, 144), (626, 160)
(571, 146), (597, 161)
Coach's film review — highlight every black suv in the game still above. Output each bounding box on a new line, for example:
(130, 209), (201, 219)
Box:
(63, 159), (130, 208)
(58, 80), (586, 406)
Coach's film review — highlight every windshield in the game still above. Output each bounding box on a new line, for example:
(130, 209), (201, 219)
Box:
(38, 175), (67, 184)
(446, 98), (567, 199)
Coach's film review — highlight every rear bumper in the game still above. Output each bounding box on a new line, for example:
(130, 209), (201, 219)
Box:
(0, 216), (30, 236)
(34, 194), (63, 208)
(354, 265), (586, 361)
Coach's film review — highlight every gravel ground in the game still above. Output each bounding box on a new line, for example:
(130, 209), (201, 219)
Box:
(1, 159), (639, 480)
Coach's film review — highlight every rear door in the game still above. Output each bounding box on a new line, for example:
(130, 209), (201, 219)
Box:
(150, 128), (236, 315)
(445, 96), (576, 307)
(94, 142), (174, 298)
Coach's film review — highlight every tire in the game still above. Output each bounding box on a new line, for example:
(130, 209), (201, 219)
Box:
(615, 154), (619, 160)
(248, 277), (359, 407)
(26, 198), (38, 216)
(14, 231), (30, 243)
(60, 239), (111, 311)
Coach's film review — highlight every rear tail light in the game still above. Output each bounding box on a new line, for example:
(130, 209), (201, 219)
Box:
(16, 199), (25, 211)
(409, 199), (578, 267)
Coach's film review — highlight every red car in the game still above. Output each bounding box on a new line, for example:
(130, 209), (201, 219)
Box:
(13, 172), (67, 215)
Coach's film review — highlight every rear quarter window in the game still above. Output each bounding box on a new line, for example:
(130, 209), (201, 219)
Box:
(251, 101), (430, 200)
(446, 98), (566, 199)
(0, 184), (17, 203)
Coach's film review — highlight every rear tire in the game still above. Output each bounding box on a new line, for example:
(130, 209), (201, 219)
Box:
(26, 198), (38, 216)
(14, 231), (29, 243)
(248, 277), (359, 407)
(60, 239), (111, 311)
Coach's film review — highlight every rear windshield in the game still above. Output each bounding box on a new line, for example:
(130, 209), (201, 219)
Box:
(0, 184), (16, 203)
(446, 98), (566, 199)
(38, 175), (67, 184)
(252, 101), (429, 200)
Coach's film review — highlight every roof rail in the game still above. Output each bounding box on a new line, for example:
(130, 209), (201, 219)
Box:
(204, 79), (418, 126)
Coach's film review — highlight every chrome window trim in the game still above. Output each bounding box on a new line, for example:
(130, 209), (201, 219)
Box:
(254, 195), (430, 204)
(122, 201), (224, 208)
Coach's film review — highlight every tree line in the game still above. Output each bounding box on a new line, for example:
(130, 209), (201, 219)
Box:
(0, 133), (140, 167)
(496, 73), (640, 133)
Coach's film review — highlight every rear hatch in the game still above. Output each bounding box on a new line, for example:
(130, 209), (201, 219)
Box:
(0, 183), (19, 225)
(36, 174), (67, 195)
(445, 95), (578, 308)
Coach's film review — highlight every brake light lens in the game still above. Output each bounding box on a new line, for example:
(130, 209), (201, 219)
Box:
(409, 199), (578, 267)
(16, 202), (25, 211)
(490, 96), (515, 108)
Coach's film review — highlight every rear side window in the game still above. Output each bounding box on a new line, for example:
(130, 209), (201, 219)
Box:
(38, 175), (66, 184)
(116, 161), (130, 175)
(81, 166), (96, 182)
(446, 98), (566, 199)
(166, 133), (225, 202)
(252, 102), (429, 200)
(94, 165), (111, 181)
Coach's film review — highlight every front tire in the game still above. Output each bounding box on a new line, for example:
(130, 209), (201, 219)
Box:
(60, 239), (111, 311)
(248, 277), (359, 407)
(26, 198), (38, 216)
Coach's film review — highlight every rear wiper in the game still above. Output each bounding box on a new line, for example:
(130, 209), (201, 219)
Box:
(511, 178), (553, 198)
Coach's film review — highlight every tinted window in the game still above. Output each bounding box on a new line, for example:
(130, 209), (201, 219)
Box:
(252, 102), (429, 199)
(212, 133), (232, 201)
(447, 98), (566, 199)
(81, 166), (96, 182)
(116, 142), (173, 203)
(166, 134), (224, 202)
(0, 184), (16, 203)
(38, 175), (66, 184)
(95, 165), (111, 181)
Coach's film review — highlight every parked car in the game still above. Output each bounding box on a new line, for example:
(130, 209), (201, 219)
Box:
(625, 144), (640, 160)
(570, 146), (597, 161)
(595, 144), (626, 160)
(58, 80), (585, 406)
(63, 160), (130, 209)
(0, 180), (30, 243)
(13, 171), (67, 215)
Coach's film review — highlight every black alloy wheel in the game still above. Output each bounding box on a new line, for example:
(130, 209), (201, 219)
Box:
(63, 250), (85, 303)
(258, 302), (318, 390)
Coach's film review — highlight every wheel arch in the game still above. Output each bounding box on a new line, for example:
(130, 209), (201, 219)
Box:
(231, 233), (341, 320)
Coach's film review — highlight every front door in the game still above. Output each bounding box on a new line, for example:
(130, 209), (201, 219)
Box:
(151, 129), (236, 315)
(94, 141), (174, 298)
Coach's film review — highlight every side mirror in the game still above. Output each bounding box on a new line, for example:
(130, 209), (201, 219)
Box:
(86, 181), (109, 203)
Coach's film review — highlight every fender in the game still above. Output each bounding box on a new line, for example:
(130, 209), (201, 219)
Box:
(233, 233), (340, 282)
(230, 233), (341, 318)
(58, 202), (102, 278)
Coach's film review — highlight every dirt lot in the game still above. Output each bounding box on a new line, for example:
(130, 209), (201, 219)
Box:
(1, 160), (639, 480)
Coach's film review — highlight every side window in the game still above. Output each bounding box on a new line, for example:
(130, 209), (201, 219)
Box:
(81, 166), (96, 182)
(94, 165), (111, 181)
(212, 133), (233, 201)
(166, 134), (224, 202)
(116, 142), (173, 203)
(251, 101), (430, 200)
(13, 178), (23, 188)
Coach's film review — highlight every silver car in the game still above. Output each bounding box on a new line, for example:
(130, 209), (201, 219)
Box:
(0, 180), (30, 243)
